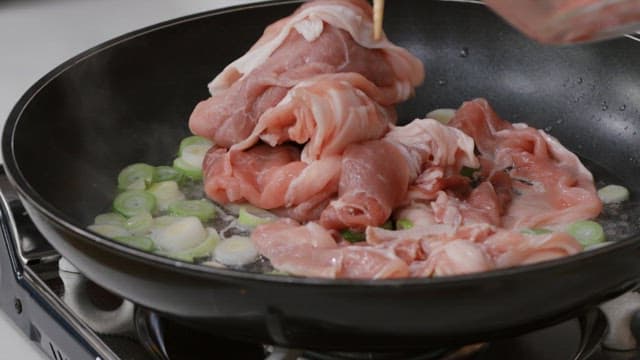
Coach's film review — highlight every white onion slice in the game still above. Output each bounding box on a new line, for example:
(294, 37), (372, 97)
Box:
(151, 216), (207, 252)
(214, 235), (258, 266)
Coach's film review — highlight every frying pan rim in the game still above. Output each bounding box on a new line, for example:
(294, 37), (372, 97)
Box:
(2, 0), (639, 287)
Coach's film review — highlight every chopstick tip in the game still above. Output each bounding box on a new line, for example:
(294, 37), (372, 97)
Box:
(373, 0), (385, 41)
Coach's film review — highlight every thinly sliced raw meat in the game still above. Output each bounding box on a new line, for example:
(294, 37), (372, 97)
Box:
(483, 230), (583, 267)
(385, 118), (479, 180)
(449, 98), (602, 229)
(393, 202), (439, 228)
(204, 95), (601, 279)
(430, 182), (504, 227)
(318, 118), (479, 230)
(189, 0), (424, 147)
(448, 98), (511, 155)
(413, 240), (496, 277)
(319, 140), (410, 230)
(339, 246), (409, 279)
(207, 0), (424, 100)
(366, 221), (495, 277)
(202, 145), (300, 207)
(406, 167), (473, 202)
(385, 118), (479, 203)
(366, 222), (494, 246)
(252, 219), (342, 277)
(232, 73), (396, 162)
(202, 145), (340, 213)
(252, 219), (408, 278)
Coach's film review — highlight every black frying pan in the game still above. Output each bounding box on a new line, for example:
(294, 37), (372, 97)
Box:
(4, 0), (640, 351)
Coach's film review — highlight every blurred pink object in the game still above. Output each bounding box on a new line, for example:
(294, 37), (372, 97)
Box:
(485, 0), (640, 44)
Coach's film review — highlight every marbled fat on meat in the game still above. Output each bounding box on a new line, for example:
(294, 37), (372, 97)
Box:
(203, 145), (341, 220)
(192, 0), (601, 279)
(248, 99), (600, 278)
(189, 0), (424, 147)
(252, 219), (408, 278)
(318, 119), (479, 230)
(319, 139), (411, 230)
(449, 98), (602, 230)
(231, 73), (397, 163)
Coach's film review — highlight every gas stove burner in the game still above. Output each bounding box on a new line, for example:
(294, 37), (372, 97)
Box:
(299, 349), (453, 360)
(133, 304), (606, 360)
(298, 344), (486, 360)
(134, 307), (266, 360)
(135, 306), (486, 360)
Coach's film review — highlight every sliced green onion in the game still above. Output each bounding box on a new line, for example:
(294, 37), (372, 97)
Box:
(173, 157), (203, 180)
(117, 163), (154, 190)
(113, 190), (156, 218)
(148, 181), (186, 212)
(598, 184), (630, 204)
(237, 205), (277, 228)
(93, 212), (127, 226)
(151, 215), (184, 229)
(149, 216), (186, 237)
(169, 199), (216, 222)
(341, 230), (365, 243)
(178, 136), (213, 156)
(214, 235), (258, 266)
(113, 236), (155, 251)
(181, 144), (211, 169)
(153, 166), (183, 183)
(396, 219), (414, 230)
(520, 228), (553, 235)
(88, 224), (131, 238)
(150, 216), (207, 252)
(426, 108), (456, 124)
(567, 220), (605, 247)
(165, 228), (220, 262)
(124, 211), (153, 235)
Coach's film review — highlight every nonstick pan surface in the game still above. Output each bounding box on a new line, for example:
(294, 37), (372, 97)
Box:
(4, 0), (640, 350)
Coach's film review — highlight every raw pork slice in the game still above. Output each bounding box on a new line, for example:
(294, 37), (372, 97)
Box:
(231, 73), (397, 162)
(252, 219), (409, 278)
(202, 145), (341, 216)
(385, 118), (479, 181)
(411, 240), (496, 277)
(483, 230), (583, 267)
(203, 96), (602, 279)
(189, 0), (424, 147)
(319, 118), (479, 230)
(385, 118), (480, 202)
(252, 219), (342, 277)
(449, 98), (602, 229)
(319, 139), (410, 230)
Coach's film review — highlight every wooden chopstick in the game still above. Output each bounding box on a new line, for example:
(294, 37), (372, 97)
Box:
(373, 0), (385, 40)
